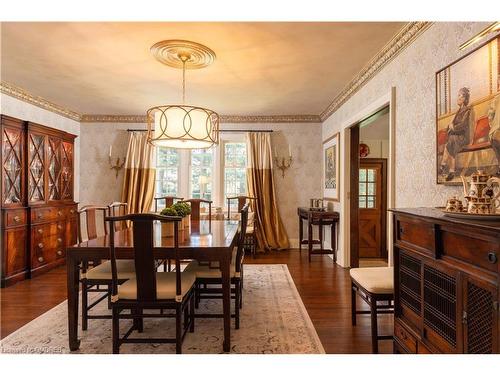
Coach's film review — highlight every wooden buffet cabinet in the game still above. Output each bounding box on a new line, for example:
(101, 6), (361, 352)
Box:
(1, 115), (78, 287)
(392, 208), (499, 354)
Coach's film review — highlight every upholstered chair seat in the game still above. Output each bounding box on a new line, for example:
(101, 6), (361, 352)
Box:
(118, 271), (196, 300)
(349, 267), (394, 294)
(85, 260), (136, 280)
(185, 247), (240, 278)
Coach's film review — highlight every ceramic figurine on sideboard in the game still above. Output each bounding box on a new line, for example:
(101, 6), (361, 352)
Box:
(460, 170), (500, 214)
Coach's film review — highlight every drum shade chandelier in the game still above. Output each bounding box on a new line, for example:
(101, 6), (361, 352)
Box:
(146, 40), (219, 149)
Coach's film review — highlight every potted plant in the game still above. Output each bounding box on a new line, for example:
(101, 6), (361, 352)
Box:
(172, 202), (191, 233)
(159, 207), (180, 238)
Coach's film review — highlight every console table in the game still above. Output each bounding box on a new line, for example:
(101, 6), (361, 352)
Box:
(297, 207), (339, 262)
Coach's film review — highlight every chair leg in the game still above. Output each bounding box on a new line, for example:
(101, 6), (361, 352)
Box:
(176, 305), (182, 354)
(112, 307), (120, 354)
(239, 272), (244, 309)
(195, 282), (200, 309)
(370, 298), (379, 354)
(183, 302), (189, 329)
(133, 308), (143, 333)
(82, 280), (88, 331)
(189, 293), (195, 333)
(351, 283), (357, 326)
(235, 279), (240, 329)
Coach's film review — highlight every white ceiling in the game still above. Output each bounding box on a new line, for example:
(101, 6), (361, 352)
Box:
(1, 22), (405, 116)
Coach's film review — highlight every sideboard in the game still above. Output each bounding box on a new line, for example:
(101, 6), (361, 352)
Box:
(391, 207), (499, 354)
(1, 115), (78, 287)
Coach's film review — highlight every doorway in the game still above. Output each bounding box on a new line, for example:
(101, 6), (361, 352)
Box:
(349, 105), (390, 268)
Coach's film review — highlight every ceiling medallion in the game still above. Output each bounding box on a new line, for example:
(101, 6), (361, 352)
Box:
(147, 40), (219, 149)
(150, 40), (216, 70)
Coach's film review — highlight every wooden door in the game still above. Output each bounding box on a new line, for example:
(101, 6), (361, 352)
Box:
(359, 159), (387, 258)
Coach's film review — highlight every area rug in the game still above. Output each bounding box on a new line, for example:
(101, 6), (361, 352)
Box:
(0, 264), (325, 354)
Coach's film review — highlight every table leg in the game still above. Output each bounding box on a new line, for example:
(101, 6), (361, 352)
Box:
(332, 222), (337, 263)
(299, 216), (303, 252)
(308, 217), (313, 262)
(221, 254), (231, 352)
(67, 253), (80, 351)
(319, 219), (323, 251)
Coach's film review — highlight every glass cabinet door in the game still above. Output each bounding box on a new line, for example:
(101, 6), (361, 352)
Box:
(28, 133), (46, 203)
(48, 137), (62, 200)
(2, 127), (23, 205)
(61, 141), (73, 200)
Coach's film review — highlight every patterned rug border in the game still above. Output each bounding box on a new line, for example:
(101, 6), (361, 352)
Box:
(0, 264), (325, 354)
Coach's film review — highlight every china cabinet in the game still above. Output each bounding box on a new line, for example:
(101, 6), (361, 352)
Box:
(1, 115), (78, 286)
(392, 208), (499, 354)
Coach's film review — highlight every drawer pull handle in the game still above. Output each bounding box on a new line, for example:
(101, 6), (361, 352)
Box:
(57, 210), (63, 216)
(37, 213), (43, 219)
(488, 252), (497, 264)
(38, 243), (44, 249)
(14, 215), (21, 222)
(38, 256), (44, 263)
(57, 250), (63, 256)
(37, 228), (43, 234)
(57, 224), (63, 230)
(399, 227), (404, 236)
(70, 209), (75, 214)
(57, 238), (63, 243)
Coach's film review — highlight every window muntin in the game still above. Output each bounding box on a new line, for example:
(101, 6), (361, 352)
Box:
(359, 167), (377, 208)
(155, 147), (180, 209)
(224, 142), (247, 209)
(190, 148), (213, 200)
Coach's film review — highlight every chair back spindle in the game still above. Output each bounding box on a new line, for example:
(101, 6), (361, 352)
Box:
(106, 213), (182, 302)
(184, 198), (212, 223)
(235, 204), (250, 272)
(154, 196), (184, 212)
(77, 205), (108, 243)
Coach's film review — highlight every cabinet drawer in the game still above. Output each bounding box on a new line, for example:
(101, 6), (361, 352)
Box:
(31, 206), (65, 224)
(32, 221), (65, 240)
(441, 231), (499, 272)
(395, 321), (417, 353)
(396, 218), (435, 255)
(4, 209), (27, 228)
(65, 205), (77, 218)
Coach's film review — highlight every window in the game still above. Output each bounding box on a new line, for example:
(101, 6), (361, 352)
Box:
(155, 147), (180, 208)
(359, 168), (376, 208)
(224, 142), (247, 209)
(190, 148), (213, 200)
(153, 138), (248, 208)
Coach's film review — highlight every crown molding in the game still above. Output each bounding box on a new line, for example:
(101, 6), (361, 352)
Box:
(1, 81), (81, 122)
(1, 22), (431, 125)
(319, 21), (433, 122)
(80, 114), (322, 124)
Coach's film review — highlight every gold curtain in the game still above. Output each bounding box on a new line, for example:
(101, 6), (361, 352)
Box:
(246, 132), (289, 251)
(121, 132), (156, 213)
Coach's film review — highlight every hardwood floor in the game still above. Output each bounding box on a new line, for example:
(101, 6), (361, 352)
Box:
(0, 249), (393, 353)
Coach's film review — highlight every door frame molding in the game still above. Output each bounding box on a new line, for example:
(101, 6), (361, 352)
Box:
(338, 87), (396, 268)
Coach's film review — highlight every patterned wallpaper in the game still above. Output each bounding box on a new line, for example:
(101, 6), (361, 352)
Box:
(79, 121), (323, 245)
(322, 22), (494, 208)
(0, 93), (81, 200)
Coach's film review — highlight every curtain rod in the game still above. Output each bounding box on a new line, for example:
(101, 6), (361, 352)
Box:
(126, 129), (273, 133)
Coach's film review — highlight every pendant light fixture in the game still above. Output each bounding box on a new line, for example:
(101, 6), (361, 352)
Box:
(147, 40), (219, 149)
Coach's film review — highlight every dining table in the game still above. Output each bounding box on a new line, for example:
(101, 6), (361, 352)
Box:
(66, 219), (240, 352)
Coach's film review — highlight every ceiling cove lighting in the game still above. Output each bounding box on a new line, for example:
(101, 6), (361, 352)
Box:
(459, 22), (500, 50)
(146, 40), (219, 149)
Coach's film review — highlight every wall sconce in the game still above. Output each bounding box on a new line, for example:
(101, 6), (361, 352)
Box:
(274, 145), (293, 178)
(108, 145), (126, 178)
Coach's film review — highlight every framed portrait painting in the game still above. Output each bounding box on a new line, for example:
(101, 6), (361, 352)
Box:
(323, 132), (340, 201)
(436, 35), (500, 185)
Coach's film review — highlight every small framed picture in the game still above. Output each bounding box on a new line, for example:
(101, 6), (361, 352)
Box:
(323, 132), (340, 201)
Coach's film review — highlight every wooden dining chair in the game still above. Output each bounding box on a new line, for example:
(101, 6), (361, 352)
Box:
(107, 213), (196, 354)
(78, 204), (135, 331)
(183, 198), (212, 223)
(226, 196), (258, 257)
(107, 202), (128, 231)
(154, 196), (184, 212)
(185, 204), (249, 329)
